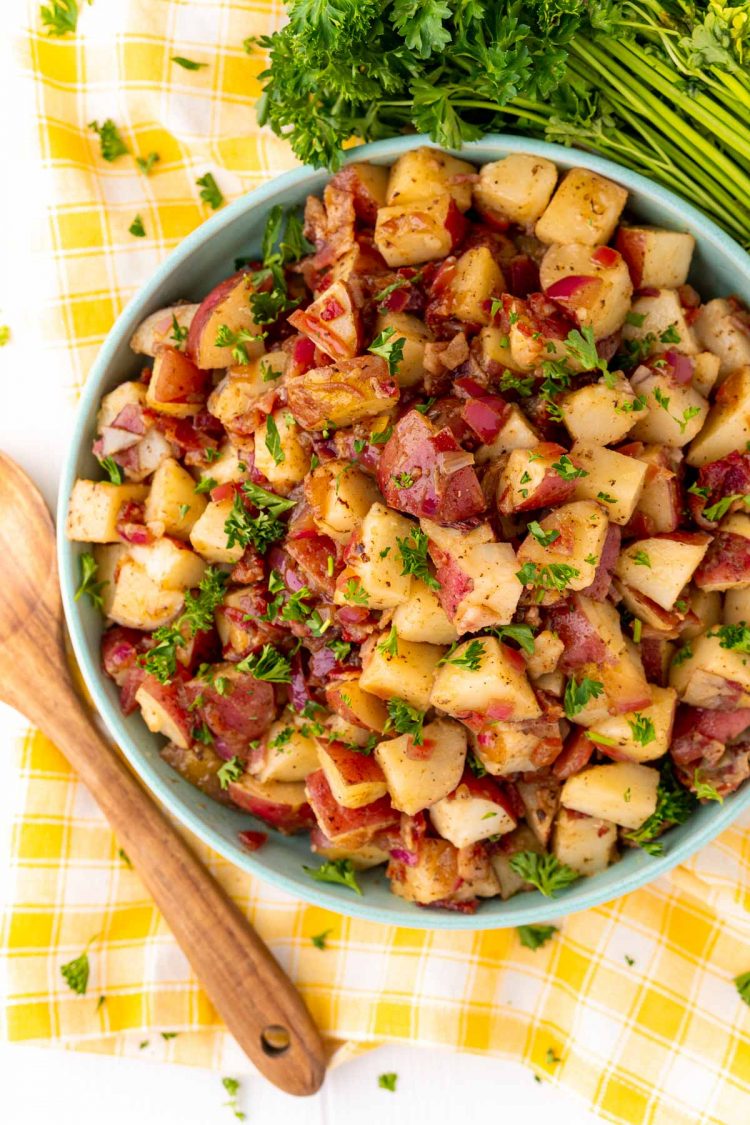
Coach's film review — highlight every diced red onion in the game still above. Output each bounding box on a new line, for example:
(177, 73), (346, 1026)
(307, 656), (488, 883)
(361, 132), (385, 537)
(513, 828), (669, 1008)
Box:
(591, 246), (619, 268)
(437, 450), (475, 475)
(389, 847), (418, 867)
(546, 275), (596, 301)
(664, 349), (694, 385)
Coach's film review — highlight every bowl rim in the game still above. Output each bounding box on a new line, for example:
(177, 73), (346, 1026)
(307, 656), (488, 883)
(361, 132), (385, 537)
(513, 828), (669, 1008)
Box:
(57, 132), (750, 930)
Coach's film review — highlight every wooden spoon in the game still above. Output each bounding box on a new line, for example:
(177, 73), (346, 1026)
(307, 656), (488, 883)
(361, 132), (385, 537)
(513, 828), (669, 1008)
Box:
(0, 452), (327, 1097)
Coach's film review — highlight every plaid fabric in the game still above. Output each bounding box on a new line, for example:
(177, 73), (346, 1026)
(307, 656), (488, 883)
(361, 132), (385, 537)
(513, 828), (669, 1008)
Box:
(2, 4), (750, 1122)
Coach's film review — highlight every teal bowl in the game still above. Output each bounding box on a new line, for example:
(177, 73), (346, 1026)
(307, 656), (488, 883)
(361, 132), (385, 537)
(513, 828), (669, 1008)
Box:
(58, 135), (750, 929)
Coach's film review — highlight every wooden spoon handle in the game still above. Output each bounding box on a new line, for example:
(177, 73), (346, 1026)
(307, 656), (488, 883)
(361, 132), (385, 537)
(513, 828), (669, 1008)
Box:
(26, 669), (326, 1096)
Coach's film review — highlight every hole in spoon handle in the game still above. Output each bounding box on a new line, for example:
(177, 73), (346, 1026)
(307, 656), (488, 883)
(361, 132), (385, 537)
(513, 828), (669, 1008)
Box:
(260, 1024), (291, 1057)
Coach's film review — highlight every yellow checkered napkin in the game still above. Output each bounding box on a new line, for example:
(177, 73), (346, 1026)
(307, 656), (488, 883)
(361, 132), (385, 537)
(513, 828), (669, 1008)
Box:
(3, 4), (749, 1122)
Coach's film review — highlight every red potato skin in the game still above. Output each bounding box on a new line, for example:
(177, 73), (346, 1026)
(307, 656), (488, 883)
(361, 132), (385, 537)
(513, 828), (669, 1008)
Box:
(552, 727), (594, 780)
(186, 270), (256, 370)
(183, 671), (275, 759)
(694, 533), (750, 590)
(614, 227), (648, 287)
(497, 442), (577, 515)
(580, 523), (621, 601)
(150, 346), (209, 405)
(671, 706), (750, 766)
(329, 164), (385, 225)
(305, 769), (399, 843)
(688, 451), (750, 527)
(287, 280), (362, 360)
(138, 674), (193, 747)
(227, 778), (316, 834)
(318, 740), (387, 785)
(377, 409), (486, 524)
(547, 597), (610, 672)
(452, 770), (519, 823)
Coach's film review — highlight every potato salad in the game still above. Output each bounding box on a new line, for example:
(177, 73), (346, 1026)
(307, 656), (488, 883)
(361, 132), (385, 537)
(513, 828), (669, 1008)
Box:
(66, 147), (750, 911)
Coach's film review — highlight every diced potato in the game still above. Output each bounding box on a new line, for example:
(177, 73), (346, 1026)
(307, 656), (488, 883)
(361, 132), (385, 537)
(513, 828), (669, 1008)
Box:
(144, 458), (207, 538)
(570, 441), (648, 525)
(129, 303), (199, 357)
(560, 761), (659, 829)
(670, 631), (750, 708)
(189, 498), (243, 564)
(92, 543), (129, 618)
(374, 311), (433, 388)
(560, 376), (640, 445)
(375, 718), (467, 815)
(497, 444), (569, 515)
(586, 685), (677, 762)
(145, 347), (208, 418)
(615, 226), (695, 288)
(725, 586), (750, 624)
(694, 298), (750, 381)
(430, 636), (541, 722)
(197, 441), (249, 487)
(317, 741), (388, 809)
(311, 834), (389, 870)
(255, 719), (321, 784)
(374, 195), (458, 267)
(388, 838), (463, 904)
(515, 777), (560, 847)
(625, 444), (682, 534)
(446, 246), (505, 327)
(386, 147), (476, 211)
(66, 480), (149, 543)
(136, 680), (191, 749)
(692, 351), (722, 398)
(305, 460), (381, 543)
(335, 502), (413, 609)
(622, 288), (699, 355)
(516, 501), (609, 595)
(525, 629), (564, 680)
(474, 154), (557, 227)
(475, 324), (523, 374)
(287, 355), (398, 431)
(109, 558), (184, 630)
(472, 723), (541, 776)
(681, 587), (722, 640)
(552, 809), (617, 877)
(421, 519), (523, 633)
(253, 409), (310, 491)
(288, 281), (361, 362)
(97, 380), (147, 430)
(474, 403), (540, 463)
(615, 534), (710, 611)
(535, 168), (627, 246)
(629, 370), (708, 447)
(360, 633), (445, 711)
(325, 674), (389, 733)
(392, 579), (458, 645)
(430, 779), (516, 848)
(540, 243), (632, 339)
(489, 824), (545, 899)
(686, 367), (750, 466)
(128, 538), (206, 592)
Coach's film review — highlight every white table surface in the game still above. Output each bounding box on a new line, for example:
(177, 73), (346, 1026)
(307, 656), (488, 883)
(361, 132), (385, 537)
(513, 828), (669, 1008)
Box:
(0, 14), (602, 1122)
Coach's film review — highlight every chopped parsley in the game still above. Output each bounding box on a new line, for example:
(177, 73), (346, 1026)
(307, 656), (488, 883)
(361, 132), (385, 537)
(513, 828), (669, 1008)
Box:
(61, 949), (90, 995)
(196, 172), (224, 210)
(735, 971), (750, 1007)
(172, 56), (208, 70)
(441, 639), (485, 671)
(597, 491), (617, 505)
(375, 271), (423, 305)
(128, 214), (146, 238)
(264, 415), (285, 465)
(527, 520), (560, 548)
(693, 770), (723, 803)
(499, 371), (534, 397)
(214, 324), (264, 365)
(509, 852), (580, 897)
(368, 326), (405, 374)
(492, 623), (536, 655)
(89, 119), (128, 161)
(632, 549), (651, 567)
(217, 757), (245, 790)
(136, 151), (160, 176)
(236, 644), (292, 683)
(628, 714), (656, 746)
(224, 484), (295, 554)
(384, 698), (426, 745)
(563, 675), (604, 718)
(378, 1073), (398, 1092)
(302, 858), (362, 895)
(342, 577), (369, 605)
(41, 0), (82, 35)
(396, 526), (440, 590)
(517, 924), (558, 951)
(623, 760), (696, 855)
(551, 454), (587, 481)
(708, 622), (750, 654)
(392, 471), (414, 489)
(377, 626), (399, 657)
(516, 561), (580, 597)
(99, 455), (124, 484)
(74, 552), (107, 610)
(311, 929), (333, 950)
(140, 568), (228, 682)
(672, 642), (693, 667)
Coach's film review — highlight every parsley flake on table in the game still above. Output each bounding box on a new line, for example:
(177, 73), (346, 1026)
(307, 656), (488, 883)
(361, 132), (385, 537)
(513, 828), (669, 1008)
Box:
(564, 675), (604, 718)
(41, 0), (82, 36)
(196, 172), (224, 210)
(61, 949), (90, 995)
(378, 1072), (398, 1092)
(236, 644), (292, 683)
(735, 971), (750, 1007)
(509, 852), (580, 898)
(129, 214), (146, 238)
(221, 1076), (246, 1120)
(0, 325), (9, 346)
(118, 848), (132, 868)
(89, 119), (129, 162)
(368, 326), (405, 374)
(302, 858), (362, 895)
(311, 929), (333, 950)
(136, 151), (160, 175)
(384, 698), (426, 745)
(517, 924), (558, 951)
(172, 56), (208, 70)
(74, 552), (107, 610)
